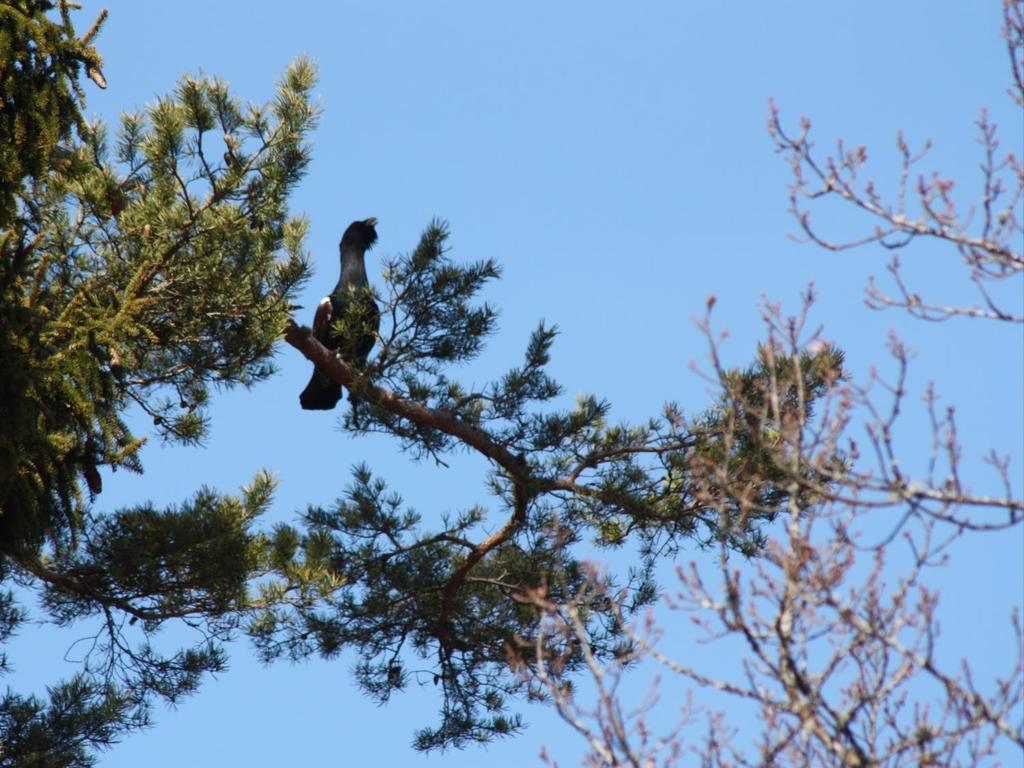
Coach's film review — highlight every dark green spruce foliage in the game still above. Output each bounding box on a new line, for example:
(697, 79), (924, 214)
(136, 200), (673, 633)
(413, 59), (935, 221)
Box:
(256, 221), (847, 750)
(0, 5), (317, 764)
(0, 0), (105, 228)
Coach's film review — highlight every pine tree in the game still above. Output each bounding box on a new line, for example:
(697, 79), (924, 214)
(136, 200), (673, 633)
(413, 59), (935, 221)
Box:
(1, 3), (315, 763)
(275, 225), (845, 750)
(0, 3), (846, 763)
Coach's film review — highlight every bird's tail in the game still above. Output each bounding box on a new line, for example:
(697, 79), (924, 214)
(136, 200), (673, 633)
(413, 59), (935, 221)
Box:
(299, 368), (342, 410)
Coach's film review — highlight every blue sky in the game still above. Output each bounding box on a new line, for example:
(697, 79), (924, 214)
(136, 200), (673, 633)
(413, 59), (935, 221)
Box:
(9, 2), (1023, 765)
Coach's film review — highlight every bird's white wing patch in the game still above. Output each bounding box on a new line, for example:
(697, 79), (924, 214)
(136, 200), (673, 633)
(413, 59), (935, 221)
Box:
(312, 297), (332, 340)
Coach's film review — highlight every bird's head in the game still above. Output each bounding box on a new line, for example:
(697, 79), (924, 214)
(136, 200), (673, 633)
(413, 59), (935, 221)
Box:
(341, 217), (379, 253)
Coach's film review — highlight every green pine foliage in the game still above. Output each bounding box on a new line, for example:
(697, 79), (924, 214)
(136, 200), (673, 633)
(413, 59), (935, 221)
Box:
(2, 4), (849, 762)
(0, 10), (315, 552)
(0, 677), (144, 768)
(264, 220), (848, 749)
(0, 4), (317, 762)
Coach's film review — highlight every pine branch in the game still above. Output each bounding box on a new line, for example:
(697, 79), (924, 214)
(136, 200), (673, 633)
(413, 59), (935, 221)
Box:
(284, 318), (529, 482)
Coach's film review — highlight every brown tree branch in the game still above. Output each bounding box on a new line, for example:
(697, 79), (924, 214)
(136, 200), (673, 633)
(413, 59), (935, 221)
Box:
(283, 319), (528, 481)
(284, 318), (535, 651)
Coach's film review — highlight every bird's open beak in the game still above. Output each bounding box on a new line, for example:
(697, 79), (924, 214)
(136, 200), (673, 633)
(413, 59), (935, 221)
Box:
(365, 217), (378, 227)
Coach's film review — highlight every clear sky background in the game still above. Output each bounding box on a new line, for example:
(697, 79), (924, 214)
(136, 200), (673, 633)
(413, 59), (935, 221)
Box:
(8, 2), (1023, 765)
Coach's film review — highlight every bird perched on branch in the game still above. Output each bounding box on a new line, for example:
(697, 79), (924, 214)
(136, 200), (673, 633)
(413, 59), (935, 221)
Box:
(299, 217), (380, 410)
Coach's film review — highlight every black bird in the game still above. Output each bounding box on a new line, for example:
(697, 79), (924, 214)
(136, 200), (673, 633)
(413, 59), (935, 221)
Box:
(299, 217), (380, 410)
